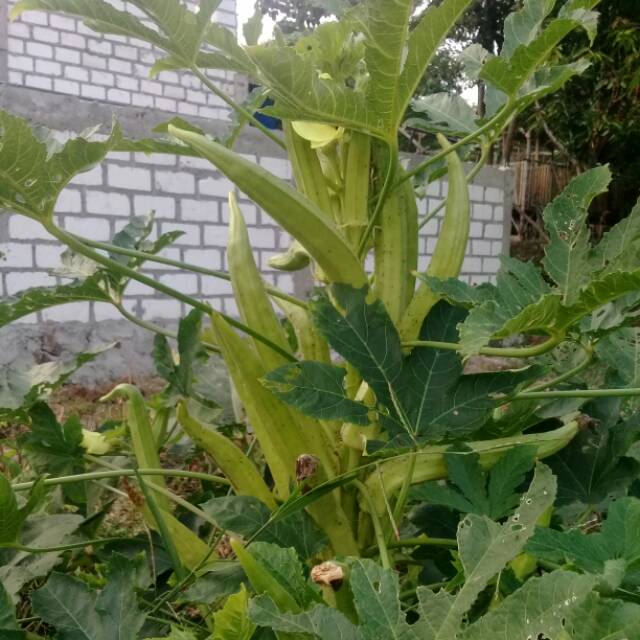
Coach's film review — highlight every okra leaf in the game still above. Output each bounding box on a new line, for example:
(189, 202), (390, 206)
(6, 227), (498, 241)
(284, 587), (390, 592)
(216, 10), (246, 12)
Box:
(564, 592), (640, 640)
(0, 476), (46, 546)
(262, 361), (371, 425)
(32, 553), (147, 640)
(413, 445), (537, 520)
(181, 562), (245, 605)
(212, 585), (256, 640)
(460, 570), (597, 640)
(429, 464), (556, 635)
(500, 0), (556, 60)
(200, 495), (328, 558)
(408, 93), (478, 136)
(310, 285), (403, 412)
(542, 165), (612, 303)
(0, 111), (118, 221)
(545, 412), (640, 515)
(0, 345), (113, 421)
(249, 595), (357, 639)
(526, 496), (640, 580)
(0, 513), (84, 602)
(596, 328), (640, 389)
(0, 580), (21, 634)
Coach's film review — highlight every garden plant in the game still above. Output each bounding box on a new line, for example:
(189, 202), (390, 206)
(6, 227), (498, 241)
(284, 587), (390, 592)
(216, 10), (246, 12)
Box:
(2, 0), (640, 637)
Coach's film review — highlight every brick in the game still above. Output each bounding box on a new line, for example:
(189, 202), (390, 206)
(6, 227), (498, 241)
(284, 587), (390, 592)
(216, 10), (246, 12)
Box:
(109, 58), (133, 74)
(8, 55), (33, 72)
(55, 47), (81, 64)
(177, 102), (199, 116)
(43, 302), (90, 322)
(155, 97), (177, 111)
(159, 273), (198, 294)
(88, 39), (112, 55)
(114, 44), (138, 60)
(93, 301), (127, 320)
(156, 171), (195, 194)
(35, 59), (62, 76)
(107, 88), (131, 104)
(25, 75), (52, 90)
(63, 33), (86, 49)
(469, 184), (484, 201)
(203, 225), (228, 246)
(64, 216), (111, 240)
(493, 206), (504, 222)
(19, 11), (48, 26)
(91, 70), (115, 86)
(35, 245), (63, 269)
(81, 84), (106, 100)
(222, 297), (238, 316)
(161, 222), (200, 245)
(181, 199), (218, 222)
(26, 41), (53, 58)
(491, 241), (503, 256)
(53, 78), (80, 95)
(259, 156), (290, 179)
(8, 71), (23, 84)
(86, 191), (130, 216)
(485, 224), (503, 239)
(131, 93), (154, 108)
(115, 75), (138, 91)
(472, 240), (492, 256)
(164, 85), (185, 99)
(420, 218), (438, 236)
(156, 70), (179, 84)
(469, 222), (484, 238)
(462, 257), (482, 273)
(201, 277), (232, 296)
(141, 298), (182, 319)
(6, 271), (56, 295)
(135, 153), (176, 166)
(33, 26), (59, 44)
(134, 195), (176, 219)
(56, 189), (82, 213)
(0, 243), (33, 268)
(178, 156), (210, 170)
(199, 176), (234, 198)
(184, 248), (223, 270)
(472, 203), (493, 221)
(70, 165), (103, 186)
(83, 53), (108, 70)
(65, 66), (89, 82)
(8, 38), (25, 53)
(485, 187), (503, 203)
(9, 23), (31, 38)
(49, 14), (76, 31)
(482, 257), (500, 273)
(186, 89), (207, 104)
(426, 181), (440, 197)
(220, 202), (258, 225)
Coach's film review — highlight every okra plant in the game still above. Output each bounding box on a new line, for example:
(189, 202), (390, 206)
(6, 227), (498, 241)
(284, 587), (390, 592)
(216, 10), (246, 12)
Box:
(2, 0), (640, 637)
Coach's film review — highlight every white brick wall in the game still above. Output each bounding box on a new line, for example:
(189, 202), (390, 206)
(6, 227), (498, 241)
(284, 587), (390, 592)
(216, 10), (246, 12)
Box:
(7, 0), (238, 119)
(0, 144), (511, 321)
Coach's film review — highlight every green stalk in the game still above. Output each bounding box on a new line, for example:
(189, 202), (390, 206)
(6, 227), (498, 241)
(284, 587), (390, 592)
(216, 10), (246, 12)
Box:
(3, 537), (132, 553)
(44, 222), (296, 362)
(353, 480), (391, 570)
(12, 468), (230, 492)
(524, 342), (594, 392)
(341, 131), (371, 251)
(190, 66), (286, 151)
(402, 334), (564, 358)
(386, 535), (457, 550)
(391, 449), (417, 534)
(514, 388), (640, 400)
(76, 235), (306, 309)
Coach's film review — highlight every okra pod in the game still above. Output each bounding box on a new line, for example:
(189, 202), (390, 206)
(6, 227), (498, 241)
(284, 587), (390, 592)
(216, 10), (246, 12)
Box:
(363, 421), (579, 519)
(341, 132), (371, 251)
(399, 134), (470, 341)
(176, 401), (276, 509)
(169, 125), (366, 287)
(228, 192), (292, 371)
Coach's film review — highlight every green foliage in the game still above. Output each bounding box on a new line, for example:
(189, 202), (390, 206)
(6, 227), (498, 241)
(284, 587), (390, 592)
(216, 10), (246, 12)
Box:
(412, 445), (537, 519)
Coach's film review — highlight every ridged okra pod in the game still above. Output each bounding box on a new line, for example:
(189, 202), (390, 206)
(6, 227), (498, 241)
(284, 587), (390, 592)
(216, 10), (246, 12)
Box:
(341, 131), (371, 251)
(169, 125), (366, 288)
(363, 421), (579, 520)
(400, 134), (470, 341)
(227, 192), (293, 371)
(176, 402), (276, 509)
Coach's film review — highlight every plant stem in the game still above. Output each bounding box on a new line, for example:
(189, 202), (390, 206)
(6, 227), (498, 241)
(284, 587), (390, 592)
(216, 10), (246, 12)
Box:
(114, 302), (221, 354)
(402, 334), (563, 358)
(76, 235), (307, 309)
(391, 449), (417, 535)
(45, 222), (296, 362)
(418, 142), (490, 230)
(525, 342), (594, 392)
(190, 66), (286, 151)
(397, 102), (515, 189)
(354, 479), (391, 570)
(11, 468), (231, 492)
(514, 388), (640, 400)
(387, 535), (457, 550)
(3, 537), (133, 554)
